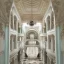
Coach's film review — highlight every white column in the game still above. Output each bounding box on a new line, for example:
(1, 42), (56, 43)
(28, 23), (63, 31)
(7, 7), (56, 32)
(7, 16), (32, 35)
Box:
(4, 25), (9, 64)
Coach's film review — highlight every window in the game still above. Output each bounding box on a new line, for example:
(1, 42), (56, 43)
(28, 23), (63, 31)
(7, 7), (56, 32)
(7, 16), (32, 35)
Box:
(48, 36), (51, 49)
(47, 16), (50, 30)
(13, 35), (16, 49)
(53, 35), (55, 52)
(51, 12), (54, 29)
(14, 16), (17, 30)
(10, 36), (12, 51)
(11, 13), (13, 29)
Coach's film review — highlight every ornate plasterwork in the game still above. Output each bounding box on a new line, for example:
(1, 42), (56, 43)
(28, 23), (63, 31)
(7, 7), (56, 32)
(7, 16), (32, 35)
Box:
(0, 0), (13, 23)
(0, 23), (4, 37)
(5, 0), (13, 17)
(51, 0), (64, 37)
(14, 0), (50, 21)
(61, 23), (64, 38)
(51, 0), (60, 26)
(52, 0), (64, 26)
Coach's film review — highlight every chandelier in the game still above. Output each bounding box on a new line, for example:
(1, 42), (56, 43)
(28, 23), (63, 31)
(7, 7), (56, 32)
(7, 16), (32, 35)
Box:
(29, 0), (34, 26)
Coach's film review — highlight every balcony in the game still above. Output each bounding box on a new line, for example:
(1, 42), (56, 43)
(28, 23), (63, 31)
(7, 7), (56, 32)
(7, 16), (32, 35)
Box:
(10, 49), (19, 58)
(18, 33), (24, 37)
(47, 29), (55, 35)
(10, 29), (18, 35)
(46, 49), (55, 56)
(40, 33), (47, 37)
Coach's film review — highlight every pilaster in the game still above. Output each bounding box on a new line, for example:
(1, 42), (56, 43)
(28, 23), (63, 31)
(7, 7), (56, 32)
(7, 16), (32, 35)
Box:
(55, 25), (62, 64)
(4, 24), (9, 64)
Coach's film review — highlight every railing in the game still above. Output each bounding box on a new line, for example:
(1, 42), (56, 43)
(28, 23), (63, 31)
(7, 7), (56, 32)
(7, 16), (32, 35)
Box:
(21, 60), (43, 64)
(25, 45), (39, 47)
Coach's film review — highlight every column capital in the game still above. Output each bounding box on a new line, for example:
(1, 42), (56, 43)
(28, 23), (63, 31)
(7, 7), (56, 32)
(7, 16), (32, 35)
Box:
(61, 23), (64, 38)
(0, 23), (5, 37)
(5, 22), (9, 27)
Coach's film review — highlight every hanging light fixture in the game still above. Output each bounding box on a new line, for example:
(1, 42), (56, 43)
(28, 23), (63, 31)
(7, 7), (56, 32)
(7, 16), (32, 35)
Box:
(29, 0), (34, 26)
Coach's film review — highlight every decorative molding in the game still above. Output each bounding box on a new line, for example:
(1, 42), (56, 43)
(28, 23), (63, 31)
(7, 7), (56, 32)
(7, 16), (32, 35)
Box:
(14, 0), (50, 21)
(61, 23), (64, 38)
(5, 0), (13, 17)
(52, 0), (61, 26)
(52, 0), (61, 13)
(0, 23), (5, 37)
(0, 0), (13, 23)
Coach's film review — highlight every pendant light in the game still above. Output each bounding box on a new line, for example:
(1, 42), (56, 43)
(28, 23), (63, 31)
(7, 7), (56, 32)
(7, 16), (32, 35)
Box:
(29, 0), (34, 26)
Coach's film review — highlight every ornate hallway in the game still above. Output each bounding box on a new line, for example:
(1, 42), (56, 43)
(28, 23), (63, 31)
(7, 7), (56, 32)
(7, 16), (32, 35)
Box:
(0, 0), (64, 64)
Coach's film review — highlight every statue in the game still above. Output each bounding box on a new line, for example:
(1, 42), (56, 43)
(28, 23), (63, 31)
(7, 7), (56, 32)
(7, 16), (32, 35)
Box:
(28, 34), (36, 45)
(26, 34), (38, 58)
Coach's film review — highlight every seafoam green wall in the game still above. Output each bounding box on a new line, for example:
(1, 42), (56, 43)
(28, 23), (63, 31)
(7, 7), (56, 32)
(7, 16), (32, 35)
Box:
(0, 53), (4, 64)
(4, 25), (9, 64)
(55, 25), (62, 64)
(60, 24), (64, 64)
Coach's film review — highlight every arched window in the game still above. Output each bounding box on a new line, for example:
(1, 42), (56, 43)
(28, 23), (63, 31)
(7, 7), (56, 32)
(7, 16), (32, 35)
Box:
(11, 13), (13, 29)
(47, 16), (50, 30)
(51, 11), (54, 29)
(26, 30), (38, 39)
(52, 35), (55, 52)
(13, 35), (16, 49)
(48, 36), (51, 49)
(10, 35), (12, 51)
(14, 15), (17, 30)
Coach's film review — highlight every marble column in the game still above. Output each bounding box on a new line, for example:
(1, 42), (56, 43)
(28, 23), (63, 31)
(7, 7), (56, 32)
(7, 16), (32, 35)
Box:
(55, 25), (62, 64)
(4, 24), (9, 64)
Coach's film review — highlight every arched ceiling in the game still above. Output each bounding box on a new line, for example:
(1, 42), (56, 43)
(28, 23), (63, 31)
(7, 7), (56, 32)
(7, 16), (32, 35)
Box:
(14, 0), (50, 22)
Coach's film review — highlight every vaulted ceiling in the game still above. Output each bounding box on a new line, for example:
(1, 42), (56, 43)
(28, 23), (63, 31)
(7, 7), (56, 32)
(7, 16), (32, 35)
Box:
(14, 0), (50, 22)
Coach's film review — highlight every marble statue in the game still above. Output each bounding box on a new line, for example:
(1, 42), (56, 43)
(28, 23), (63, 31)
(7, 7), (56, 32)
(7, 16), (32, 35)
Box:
(26, 34), (38, 58)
